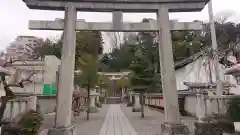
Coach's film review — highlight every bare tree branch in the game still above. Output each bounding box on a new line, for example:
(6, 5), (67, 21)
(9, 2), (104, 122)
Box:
(25, 44), (41, 59)
(0, 39), (41, 125)
(105, 32), (122, 49)
(215, 10), (235, 24)
(2, 59), (25, 67)
(20, 72), (36, 83)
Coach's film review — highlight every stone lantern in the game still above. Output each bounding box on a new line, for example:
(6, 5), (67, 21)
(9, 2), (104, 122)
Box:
(126, 89), (134, 107)
(95, 86), (101, 107)
(89, 88), (99, 113)
(132, 86), (147, 114)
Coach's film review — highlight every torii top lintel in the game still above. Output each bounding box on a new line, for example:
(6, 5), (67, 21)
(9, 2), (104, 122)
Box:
(23, 0), (209, 12)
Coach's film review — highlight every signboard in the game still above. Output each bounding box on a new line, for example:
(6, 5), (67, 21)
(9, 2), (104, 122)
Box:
(43, 83), (56, 94)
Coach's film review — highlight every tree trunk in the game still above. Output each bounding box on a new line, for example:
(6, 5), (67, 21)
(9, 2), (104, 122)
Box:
(140, 93), (144, 118)
(87, 85), (90, 120)
(0, 98), (7, 126)
(0, 75), (14, 126)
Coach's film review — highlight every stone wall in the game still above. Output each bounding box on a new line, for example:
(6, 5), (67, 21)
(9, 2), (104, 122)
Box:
(184, 95), (228, 116)
(184, 95), (197, 116)
(38, 97), (56, 114)
(2, 96), (37, 121)
(144, 93), (226, 116)
(15, 94), (57, 115)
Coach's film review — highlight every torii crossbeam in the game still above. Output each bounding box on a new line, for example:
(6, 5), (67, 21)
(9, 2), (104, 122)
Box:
(29, 19), (202, 31)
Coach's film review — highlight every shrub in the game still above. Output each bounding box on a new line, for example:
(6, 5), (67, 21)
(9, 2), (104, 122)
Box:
(226, 98), (240, 122)
(2, 110), (43, 135)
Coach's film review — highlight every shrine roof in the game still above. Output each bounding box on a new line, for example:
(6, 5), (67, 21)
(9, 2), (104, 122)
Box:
(174, 51), (203, 70)
(183, 82), (236, 89)
(225, 64), (240, 75)
(174, 46), (235, 70)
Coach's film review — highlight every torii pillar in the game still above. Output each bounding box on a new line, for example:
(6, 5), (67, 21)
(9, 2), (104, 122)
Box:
(50, 4), (77, 135)
(157, 8), (188, 134)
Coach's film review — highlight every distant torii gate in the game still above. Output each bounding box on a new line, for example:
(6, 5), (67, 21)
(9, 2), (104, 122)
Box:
(22, 0), (209, 134)
(98, 71), (131, 97)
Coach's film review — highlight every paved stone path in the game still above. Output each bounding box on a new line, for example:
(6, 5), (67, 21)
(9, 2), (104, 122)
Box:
(100, 104), (137, 135)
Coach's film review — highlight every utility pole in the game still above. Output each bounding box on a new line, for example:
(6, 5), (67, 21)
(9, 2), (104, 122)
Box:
(208, 0), (224, 113)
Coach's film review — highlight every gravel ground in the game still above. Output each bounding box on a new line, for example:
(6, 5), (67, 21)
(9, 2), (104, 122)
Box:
(40, 105), (109, 135)
(74, 105), (109, 135)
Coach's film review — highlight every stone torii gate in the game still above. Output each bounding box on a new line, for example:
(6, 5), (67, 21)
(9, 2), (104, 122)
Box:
(22, 0), (209, 134)
(98, 71), (131, 97)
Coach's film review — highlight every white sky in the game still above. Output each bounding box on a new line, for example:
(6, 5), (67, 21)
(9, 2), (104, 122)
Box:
(0, 0), (240, 53)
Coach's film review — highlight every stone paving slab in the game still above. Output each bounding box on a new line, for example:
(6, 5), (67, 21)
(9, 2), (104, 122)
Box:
(120, 105), (196, 135)
(100, 104), (137, 135)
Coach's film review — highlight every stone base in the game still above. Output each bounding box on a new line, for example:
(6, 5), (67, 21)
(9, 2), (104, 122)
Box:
(48, 125), (76, 135)
(141, 111), (144, 118)
(132, 107), (141, 112)
(89, 107), (99, 113)
(194, 122), (223, 135)
(161, 123), (189, 135)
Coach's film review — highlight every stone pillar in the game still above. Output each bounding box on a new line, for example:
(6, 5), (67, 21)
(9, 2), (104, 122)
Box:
(129, 91), (133, 103)
(132, 93), (141, 112)
(96, 94), (100, 103)
(127, 91), (133, 106)
(90, 95), (96, 108)
(89, 90), (99, 113)
(90, 89), (97, 108)
(140, 93), (145, 118)
(96, 92), (102, 108)
(12, 102), (18, 119)
(208, 1), (224, 113)
(112, 11), (123, 30)
(121, 88), (124, 98)
(157, 7), (188, 135)
(49, 3), (77, 135)
(196, 89), (206, 122)
(206, 90), (214, 115)
(26, 96), (37, 111)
